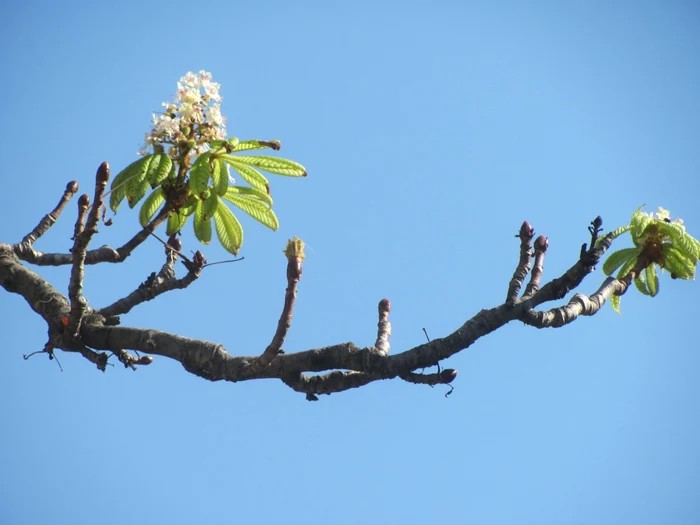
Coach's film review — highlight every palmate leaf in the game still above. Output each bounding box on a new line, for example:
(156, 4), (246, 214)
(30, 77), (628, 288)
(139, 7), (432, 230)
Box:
(189, 152), (212, 196)
(148, 154), (173, 188)
(662, 244), (696, 280)
(630, 206), (653, 246)
(610, 292), (621, 314)
(645, 264), (659, 296)
(223, 159), (270, 193)
(224, 185), (273, 207)
(201, 190), (218, 221)
(210, 158), (229, 196)
(214, 200), (243, 255)
(227, 155), (306, 177)
(634, 276), (651, 296)
(110, 155), (154, 212)
(127, 178), (151, 209)
(194, 198), (212, 244)
(166, 210), (188, 236)
(222, 190), (278, 231)
(660, 221), (700, 261)
(603, 247), (639, 276)
(139, 187), (165, 227)
(231, 139), (281, 152)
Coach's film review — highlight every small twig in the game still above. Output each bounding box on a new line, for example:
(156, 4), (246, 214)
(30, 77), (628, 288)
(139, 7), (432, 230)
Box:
(237, 238), (304, 379)
(506, 221), (535, 305)
(21, 181), (79, 246)
(522, 235), (549, 297)
(202, 257), (245, 268)
(374, 298), (391, 356)
(67, 162), (110, 336)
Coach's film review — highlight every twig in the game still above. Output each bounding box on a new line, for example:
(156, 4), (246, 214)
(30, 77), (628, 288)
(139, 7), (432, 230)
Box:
(506, 221), (535, 305)
(237, 238), (304, 379)
(67, 162), (109, 336)
(21, 181), (79, 246)
(522, 235), (549, 297)
(374, 298), (391, 356)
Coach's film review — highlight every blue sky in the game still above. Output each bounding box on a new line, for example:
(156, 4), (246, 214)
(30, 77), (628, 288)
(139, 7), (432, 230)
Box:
(1, 1), (699, 524)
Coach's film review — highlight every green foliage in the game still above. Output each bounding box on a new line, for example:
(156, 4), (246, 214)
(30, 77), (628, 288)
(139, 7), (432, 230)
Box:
(109, 139), (305, 255)
(603, 207), (697, 314)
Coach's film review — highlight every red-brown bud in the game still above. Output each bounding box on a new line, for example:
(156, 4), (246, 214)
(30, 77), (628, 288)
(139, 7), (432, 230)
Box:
(96, 161), (110, 184)
(66, 180), (79, 194)
(440, 368), (458, 383)
(379, 298), (391, 313)
(78, 194), (90, 208)
(519, 221), (534, 239)
(534, 235), (549, 252)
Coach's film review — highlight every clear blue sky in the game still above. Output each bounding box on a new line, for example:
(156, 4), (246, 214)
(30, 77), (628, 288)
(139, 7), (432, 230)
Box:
(1, 2), (699, 524)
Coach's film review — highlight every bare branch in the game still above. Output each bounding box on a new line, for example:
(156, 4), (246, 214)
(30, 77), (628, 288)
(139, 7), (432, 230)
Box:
(20, 181), (79, 247)
(67, 162), (110, 336)
(237, 238), (304, 379)
(96, 236), (203, 318)
(506, 221), (534, 304)
(522, 235), (549, 298)
(3, 216), (623, 398)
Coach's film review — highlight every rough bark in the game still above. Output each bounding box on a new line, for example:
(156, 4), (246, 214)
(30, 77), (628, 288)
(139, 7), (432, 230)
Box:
(1, 170), (628, 399)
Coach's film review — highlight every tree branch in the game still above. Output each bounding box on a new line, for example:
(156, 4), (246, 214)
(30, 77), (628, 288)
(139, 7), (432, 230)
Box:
(2, 216), (624, 399)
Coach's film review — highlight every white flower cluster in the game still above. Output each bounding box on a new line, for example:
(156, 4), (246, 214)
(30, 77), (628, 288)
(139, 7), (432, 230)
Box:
(141, 71), (227, 155)
(644, 207), (684, 228)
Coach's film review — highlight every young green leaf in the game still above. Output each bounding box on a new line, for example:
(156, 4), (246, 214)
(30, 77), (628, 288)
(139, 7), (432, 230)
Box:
(202, 190), (218, 221)
(231, 139), (281, 153)
(194, 198), (212, 244)
(224, 185), (273, 207)
(139, 187), (165, 227)
(603, 247), (639, 277)
(127, 179), (151, 209)
(222, 194), (279, 231)
(110, 155), (154, 212)
(214, 200), (243, 255)
(229, 155), (306, 177)
(166, 211), (188, 236)
(634, 276), (651, 296)
(189, 152), (212, 196)
(222, 158), (270, 193)
(148, 154), (173, 188)
(210, 158), (229, 197)
(645, 264), (659, 296)
(610, 292), (621, 314)
(662, 244), (696, 280)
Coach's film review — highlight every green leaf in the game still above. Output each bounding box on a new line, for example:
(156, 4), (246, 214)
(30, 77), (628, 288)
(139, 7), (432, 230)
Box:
(166, 211), (188, 236)
(139, 187), (165, 227)
(610, 293), (621, 314)
(194, 198), (212, 244)
(662, 244), (696, 280)
(148, 154), (173, 188)
(231, 139), (281, 153)
(223, 158), (270, 193)
(127, 178), (151, 209)
(214, 200), (243, 255)
(630, 206), (653, 246)
(189, 152), (211, 196)
(603, 247), (639, 276)
(224, 185), (273, 207)
(110, 155), (154, 212)
(210, 158), (229, 196)
(201, 190), (219, 221)
(645, 264), (659, 296)
(660, 222), (700, 262)
(616, 255), (637, 280)
(228, 155), (306, 177)
(222, 194), (279, 231)
(633, 276), (651, 296)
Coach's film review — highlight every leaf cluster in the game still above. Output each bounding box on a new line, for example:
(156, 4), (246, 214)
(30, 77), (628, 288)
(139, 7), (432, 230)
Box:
(602, 207), (699, 312)
(109, 138), (306, 255)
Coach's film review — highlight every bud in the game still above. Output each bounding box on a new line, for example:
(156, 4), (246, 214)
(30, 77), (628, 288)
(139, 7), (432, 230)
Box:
(78, 194), (90, 208)
(96, 161), (110, 184)
(66, 181), (79, 194)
